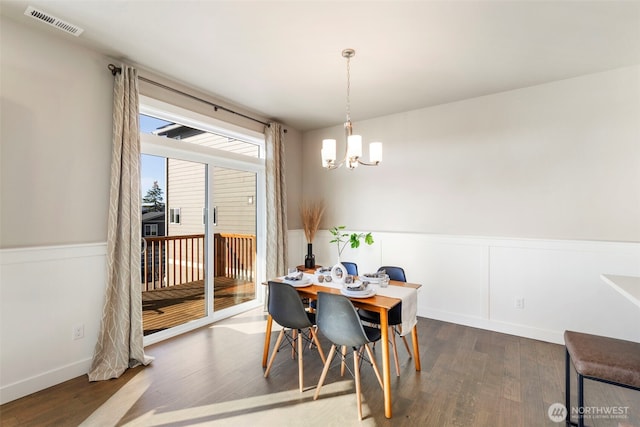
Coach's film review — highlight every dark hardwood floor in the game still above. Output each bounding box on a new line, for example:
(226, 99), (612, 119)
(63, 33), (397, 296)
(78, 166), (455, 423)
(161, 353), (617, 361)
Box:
(1, 309), (638, 426)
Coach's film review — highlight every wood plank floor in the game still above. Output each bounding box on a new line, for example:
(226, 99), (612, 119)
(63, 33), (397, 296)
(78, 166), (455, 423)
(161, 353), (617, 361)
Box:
(142, 278), (256, 335)
(1, 310), (638, 426)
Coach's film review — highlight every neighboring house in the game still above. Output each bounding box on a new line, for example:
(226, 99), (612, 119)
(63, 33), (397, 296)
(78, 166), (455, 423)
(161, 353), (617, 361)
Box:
(141, 208), (165, 238)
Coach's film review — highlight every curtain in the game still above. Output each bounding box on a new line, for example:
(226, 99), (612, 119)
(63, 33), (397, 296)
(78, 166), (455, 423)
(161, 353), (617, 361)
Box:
(265, 122), (288, 280)
(88, 66), (151, 381)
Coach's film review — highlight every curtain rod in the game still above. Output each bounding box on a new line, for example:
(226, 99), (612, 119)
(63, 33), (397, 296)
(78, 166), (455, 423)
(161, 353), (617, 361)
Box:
(108, 64), (275, 129)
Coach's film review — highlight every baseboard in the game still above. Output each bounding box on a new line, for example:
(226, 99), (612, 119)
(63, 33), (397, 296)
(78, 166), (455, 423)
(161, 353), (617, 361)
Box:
(0, 357), (92, 405)
(421, 308), (564, 345)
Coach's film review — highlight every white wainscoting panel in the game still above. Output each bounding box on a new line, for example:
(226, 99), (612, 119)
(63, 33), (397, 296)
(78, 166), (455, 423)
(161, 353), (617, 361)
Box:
(0, 243), (107, 404)
(290, 231), (640, 344)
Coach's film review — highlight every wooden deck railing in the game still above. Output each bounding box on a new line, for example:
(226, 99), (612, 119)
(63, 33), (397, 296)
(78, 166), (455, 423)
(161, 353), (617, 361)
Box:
(141, 233), (255, 291)
(214, 233), (256, 281)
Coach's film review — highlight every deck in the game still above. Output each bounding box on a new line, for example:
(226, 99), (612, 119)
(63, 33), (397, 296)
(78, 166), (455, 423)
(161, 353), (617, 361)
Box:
(142, 277), (256, 335)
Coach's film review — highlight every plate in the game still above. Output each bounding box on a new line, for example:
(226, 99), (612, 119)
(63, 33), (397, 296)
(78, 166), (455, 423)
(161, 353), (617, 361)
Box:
(341, 288), (377, 298)
(359, 275), (382, 283)
(282, 277), (312, 287)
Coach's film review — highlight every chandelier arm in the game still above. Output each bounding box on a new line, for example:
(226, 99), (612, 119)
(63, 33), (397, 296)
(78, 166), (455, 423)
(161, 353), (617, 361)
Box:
(357, 159), (381, 167)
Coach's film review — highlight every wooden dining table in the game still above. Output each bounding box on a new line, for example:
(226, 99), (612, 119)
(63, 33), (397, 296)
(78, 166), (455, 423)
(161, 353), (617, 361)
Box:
(262, 277), (422, 419)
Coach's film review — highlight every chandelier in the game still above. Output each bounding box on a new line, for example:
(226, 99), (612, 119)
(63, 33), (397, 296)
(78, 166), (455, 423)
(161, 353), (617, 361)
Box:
(321, 49), (382, 170)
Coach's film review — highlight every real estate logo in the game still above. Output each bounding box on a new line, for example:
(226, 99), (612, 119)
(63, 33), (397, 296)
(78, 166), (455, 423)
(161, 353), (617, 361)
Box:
(548, 403), (567, 423)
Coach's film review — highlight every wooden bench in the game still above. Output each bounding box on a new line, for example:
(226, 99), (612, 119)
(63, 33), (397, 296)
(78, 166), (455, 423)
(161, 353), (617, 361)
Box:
(564, 330), (640, 427)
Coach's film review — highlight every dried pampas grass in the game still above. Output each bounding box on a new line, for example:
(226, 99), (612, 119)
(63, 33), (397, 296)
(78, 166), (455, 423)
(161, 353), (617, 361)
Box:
(300, 200), (325, 243)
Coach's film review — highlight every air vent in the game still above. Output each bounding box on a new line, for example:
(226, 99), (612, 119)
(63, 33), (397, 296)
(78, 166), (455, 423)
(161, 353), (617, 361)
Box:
(24, 6), (84, 36)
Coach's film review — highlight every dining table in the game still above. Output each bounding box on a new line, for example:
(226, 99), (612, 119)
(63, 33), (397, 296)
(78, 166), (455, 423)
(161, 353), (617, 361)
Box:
(262, 272), (422, 419)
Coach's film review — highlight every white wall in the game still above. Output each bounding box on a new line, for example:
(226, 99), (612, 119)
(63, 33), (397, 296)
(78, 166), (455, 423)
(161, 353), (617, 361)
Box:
(0, 244), (107, 404)
(289, 230), (640, 344)
(0, 17), (113, 248)
(0, 16), (114, 405)
(301, 66), (640, 242)
(293, 66), (640, 356)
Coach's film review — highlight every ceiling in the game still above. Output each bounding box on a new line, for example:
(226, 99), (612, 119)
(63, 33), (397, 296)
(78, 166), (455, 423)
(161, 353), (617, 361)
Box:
(2, 1), (639, 132)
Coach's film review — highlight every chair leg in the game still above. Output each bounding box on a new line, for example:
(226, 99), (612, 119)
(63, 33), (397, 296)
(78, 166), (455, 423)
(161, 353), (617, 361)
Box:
(314, 344), (337, 401)
(565, 348), (571, 425)
(291, 329), (297, 359)
(578, 373), (584, 427)
(264, 329), (286, 378)
(341, 345), (347, 376)
(310, 327), (326, 364)
(399, 331), (412, 357)
(364, 344), (383, 389)
(298, 328), (304, 392)
(354, 347), (363, 420)
(390, 327), (400, 377)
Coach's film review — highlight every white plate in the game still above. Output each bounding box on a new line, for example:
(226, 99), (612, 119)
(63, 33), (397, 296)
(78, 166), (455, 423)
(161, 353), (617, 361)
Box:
(282, 277), (312, 287)
(341, 288), (377, 298)
(359, 275), (382, 283)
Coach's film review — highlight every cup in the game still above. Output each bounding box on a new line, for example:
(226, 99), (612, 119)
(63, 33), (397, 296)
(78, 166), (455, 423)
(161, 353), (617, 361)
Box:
(379, 273), (389, 288)
(288, 267), (298, 276)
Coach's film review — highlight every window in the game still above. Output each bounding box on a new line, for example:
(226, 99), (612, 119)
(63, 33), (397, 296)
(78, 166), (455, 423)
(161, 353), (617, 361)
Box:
(169, 208), (181, 224)
(144, 224), (158, 236)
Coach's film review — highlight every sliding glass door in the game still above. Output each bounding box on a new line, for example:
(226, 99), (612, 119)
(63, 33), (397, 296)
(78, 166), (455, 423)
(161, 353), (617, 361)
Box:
(138, 108), (264, 339)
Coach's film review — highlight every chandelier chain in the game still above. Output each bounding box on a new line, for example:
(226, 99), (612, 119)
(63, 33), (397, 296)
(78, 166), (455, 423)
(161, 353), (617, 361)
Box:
(346, 55), (351, 122)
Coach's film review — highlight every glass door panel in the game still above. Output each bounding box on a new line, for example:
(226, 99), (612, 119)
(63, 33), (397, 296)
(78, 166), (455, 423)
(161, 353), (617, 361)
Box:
(212, 166), (257, 311)
(141, 154), (208, 335)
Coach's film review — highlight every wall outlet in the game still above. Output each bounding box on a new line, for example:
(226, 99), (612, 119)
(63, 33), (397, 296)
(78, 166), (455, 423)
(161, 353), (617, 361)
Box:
(72, 324), (84, 340)
(515, 298), (525, 309)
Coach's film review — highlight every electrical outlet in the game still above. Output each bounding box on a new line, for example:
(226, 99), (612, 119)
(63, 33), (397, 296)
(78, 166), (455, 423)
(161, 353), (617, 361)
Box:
(72, 324), (84, 340)
(515, 298), (525, 309)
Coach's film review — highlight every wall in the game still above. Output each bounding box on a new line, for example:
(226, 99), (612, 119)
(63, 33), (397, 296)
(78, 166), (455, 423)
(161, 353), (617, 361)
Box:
(301, 66), (640, 242)
(0, 18), (113, 249)
(295, 65), (640, 347)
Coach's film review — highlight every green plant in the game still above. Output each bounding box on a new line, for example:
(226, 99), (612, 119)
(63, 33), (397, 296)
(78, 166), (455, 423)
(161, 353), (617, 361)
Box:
(329, 225), (374, 258)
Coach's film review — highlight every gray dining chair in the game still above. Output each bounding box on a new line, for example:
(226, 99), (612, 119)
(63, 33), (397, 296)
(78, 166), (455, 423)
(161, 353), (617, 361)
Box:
(264, 281), (326, 392)
(358, 266), (412, 376)
(313, 291), (383, 420)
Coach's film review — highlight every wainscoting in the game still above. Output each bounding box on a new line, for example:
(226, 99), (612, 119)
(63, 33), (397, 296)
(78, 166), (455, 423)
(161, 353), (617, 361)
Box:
(289, 230), (640, 344)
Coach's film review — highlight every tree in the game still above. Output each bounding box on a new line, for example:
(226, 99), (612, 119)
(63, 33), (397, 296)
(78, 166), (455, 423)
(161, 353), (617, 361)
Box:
(143, 181), (165, 212)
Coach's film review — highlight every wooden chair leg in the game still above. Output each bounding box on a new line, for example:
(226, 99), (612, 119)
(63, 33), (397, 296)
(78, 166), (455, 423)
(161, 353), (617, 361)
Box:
(340, 345), (347, 376)
(310, 327), (326, 364)
(298, 328), (304, 392)
(314, 344), (337, 400)
(390, 327), (400, 376)
(399, 328), (412, 356)
(354, 347), (363, 420)
(291, 329), (297, 359)
(264, 329), (285, 378)
(364, 344), (383, 389)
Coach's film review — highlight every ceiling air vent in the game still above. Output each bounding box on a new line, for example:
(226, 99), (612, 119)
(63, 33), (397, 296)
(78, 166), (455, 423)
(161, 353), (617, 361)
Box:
(24, 6), (84, 37)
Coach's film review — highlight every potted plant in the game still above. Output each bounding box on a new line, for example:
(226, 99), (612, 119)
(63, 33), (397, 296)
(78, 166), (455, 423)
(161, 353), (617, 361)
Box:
(328, 226), (374, 282)
(300, 200), (325, 268)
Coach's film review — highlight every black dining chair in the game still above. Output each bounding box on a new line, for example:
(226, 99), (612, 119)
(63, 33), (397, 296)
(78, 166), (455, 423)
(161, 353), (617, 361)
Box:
(313, 291), (383, 420)
(264, 281), (326, 392)
(358, 266), (412, 376)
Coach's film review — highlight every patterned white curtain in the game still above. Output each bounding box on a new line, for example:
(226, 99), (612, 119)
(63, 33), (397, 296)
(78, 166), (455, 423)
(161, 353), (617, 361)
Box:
(88, 66), (151, 381)
(265, 122), (288, 279)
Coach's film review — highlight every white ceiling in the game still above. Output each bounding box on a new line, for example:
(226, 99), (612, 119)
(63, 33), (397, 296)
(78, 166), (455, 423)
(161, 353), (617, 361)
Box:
(2, 1), (639, 131)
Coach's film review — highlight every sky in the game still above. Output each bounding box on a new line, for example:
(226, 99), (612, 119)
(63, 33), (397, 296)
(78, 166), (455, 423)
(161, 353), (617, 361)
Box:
(140, 115), (169, 198)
